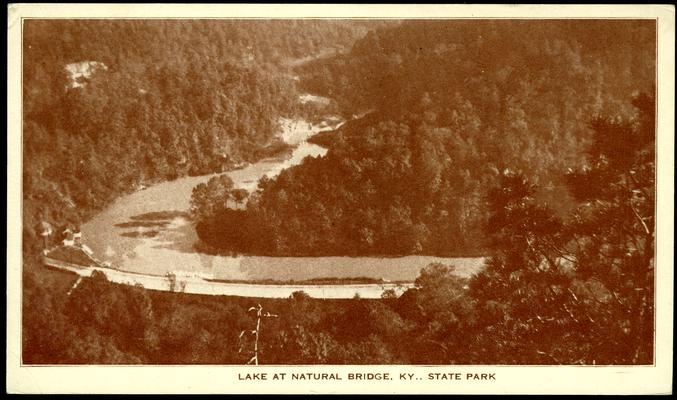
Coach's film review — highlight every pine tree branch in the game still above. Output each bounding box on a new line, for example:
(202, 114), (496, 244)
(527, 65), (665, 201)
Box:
(629, 203), (650, 235)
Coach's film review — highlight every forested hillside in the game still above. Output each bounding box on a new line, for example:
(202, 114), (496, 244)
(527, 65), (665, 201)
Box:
(22, 19), (384, 246)
(25, 93), (655, 365)
(21, 19), (387, 364)
(22, 19), (656, 366)
(194, 20), (655, 256)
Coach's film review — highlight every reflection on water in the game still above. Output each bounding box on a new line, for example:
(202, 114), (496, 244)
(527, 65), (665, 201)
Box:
(120, 230), (159, 238)
(115, 210), (191, 246)
(114, 221), (170, 229)
(81, 116), (486, 282)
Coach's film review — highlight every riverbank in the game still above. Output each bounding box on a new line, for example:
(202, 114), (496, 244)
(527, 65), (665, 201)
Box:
(76, 105), (486, 290)
(43, 254), (415, 299)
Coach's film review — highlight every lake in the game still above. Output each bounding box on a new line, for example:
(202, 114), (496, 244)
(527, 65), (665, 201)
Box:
(81, 112), (485, 283)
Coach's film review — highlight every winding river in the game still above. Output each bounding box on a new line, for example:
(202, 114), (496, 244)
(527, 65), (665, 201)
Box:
(81, 103), (485, 285)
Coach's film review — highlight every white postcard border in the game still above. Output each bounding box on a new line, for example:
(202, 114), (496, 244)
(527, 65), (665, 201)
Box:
(6, 3), (675, 395)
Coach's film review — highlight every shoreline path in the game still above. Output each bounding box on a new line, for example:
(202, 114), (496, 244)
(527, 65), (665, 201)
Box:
(43, 253), (416, 299)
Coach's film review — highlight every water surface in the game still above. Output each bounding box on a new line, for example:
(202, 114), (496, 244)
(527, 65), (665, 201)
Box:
(82, 115), (485, 282)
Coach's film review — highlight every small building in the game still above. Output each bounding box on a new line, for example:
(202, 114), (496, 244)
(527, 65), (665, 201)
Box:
(73, 231), (82, 246)
(62, 228), (84, 247)
(62, 228), (74, 246)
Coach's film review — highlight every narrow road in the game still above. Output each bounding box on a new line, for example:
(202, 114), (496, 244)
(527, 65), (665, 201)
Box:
(44, 256), (414, 299)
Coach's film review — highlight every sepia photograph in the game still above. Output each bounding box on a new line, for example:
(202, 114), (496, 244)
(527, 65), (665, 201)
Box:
(7, 3), (674, 395)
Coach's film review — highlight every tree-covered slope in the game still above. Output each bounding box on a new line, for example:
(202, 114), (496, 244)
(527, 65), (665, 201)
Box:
(21, 19), (386, 364)
(22, 19), (657, 366)
(22, 19), (382, 244)
(194, 20), (656, 257)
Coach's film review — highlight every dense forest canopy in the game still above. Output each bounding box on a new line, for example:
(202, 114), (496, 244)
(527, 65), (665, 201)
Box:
(300, 20), (654, 116)
(22, 19), (656, 366)
(21, 19), (392, 364)
(194, 20), (656, 257)
(22, 19), (385, 235)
